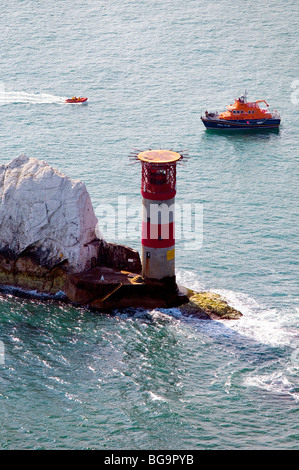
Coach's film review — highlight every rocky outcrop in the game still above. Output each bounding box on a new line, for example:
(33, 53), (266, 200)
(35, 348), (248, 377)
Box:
(0, 155), (143, 297)
(0, 155), (102, 293)
(0, 250), (67, 294)
(0, 155), (99, 272)
(179, 289), (242, 320)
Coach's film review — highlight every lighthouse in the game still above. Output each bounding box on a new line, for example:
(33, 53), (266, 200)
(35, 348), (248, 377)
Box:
(135, 149), (183, 282)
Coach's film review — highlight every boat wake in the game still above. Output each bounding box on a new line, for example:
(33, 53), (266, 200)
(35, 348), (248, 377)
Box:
(0, 87), (66, 105)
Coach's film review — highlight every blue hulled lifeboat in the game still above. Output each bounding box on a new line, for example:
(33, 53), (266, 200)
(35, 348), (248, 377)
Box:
(201, 91), (281, 129)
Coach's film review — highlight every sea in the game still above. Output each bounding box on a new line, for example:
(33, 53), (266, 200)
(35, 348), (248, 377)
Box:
(0, 0), (298, 450)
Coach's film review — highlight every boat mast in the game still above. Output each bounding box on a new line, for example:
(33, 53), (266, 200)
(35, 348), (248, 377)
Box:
(240, 89), (248, 103)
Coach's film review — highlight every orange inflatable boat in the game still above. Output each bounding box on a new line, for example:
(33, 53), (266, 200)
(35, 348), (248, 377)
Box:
(65, 96), (88, 103)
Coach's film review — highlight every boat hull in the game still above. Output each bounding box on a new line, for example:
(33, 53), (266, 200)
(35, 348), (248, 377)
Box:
(201, 117), (280, 129)
(65, 98), (88, 103)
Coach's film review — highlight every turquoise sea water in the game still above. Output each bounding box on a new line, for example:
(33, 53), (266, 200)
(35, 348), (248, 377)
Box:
(0, 0), (298, 450)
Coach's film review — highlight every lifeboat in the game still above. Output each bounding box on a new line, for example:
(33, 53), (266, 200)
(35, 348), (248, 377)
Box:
(201, 91), (280, 129)
(65, 96), (88, 103)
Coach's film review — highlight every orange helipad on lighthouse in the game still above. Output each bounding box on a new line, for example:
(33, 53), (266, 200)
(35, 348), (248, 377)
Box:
(137, 149), (182, 163)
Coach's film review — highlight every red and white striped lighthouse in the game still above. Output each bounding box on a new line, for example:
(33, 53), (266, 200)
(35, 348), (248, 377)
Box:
(136, 149), (182, 281)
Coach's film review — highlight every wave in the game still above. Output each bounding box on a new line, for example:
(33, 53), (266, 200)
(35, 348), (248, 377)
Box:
(176, 269), (299, 402)
(176, 269), (298, 348)
(244, 370), (299, 402)
(0, 283), (67, 301)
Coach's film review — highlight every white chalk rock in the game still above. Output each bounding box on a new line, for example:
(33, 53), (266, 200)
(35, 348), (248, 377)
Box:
(0, 155), (100, 272)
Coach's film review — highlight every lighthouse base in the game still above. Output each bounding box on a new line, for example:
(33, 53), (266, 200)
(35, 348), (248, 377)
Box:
(63, 267), (188, 311)
(141, 245), (175, 280)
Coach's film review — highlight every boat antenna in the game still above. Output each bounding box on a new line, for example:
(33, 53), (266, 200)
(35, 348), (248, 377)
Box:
(239, 89), (248, 103)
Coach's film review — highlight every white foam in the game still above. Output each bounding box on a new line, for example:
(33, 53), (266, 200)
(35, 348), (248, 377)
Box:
(214, 287), (298, 348)
(176, 269), (206, 293)
(148, 391), (165, 402)
(244, 370), (299, 401)
(0, 88), (66, 105)
(176, 269), (299, 403)
(177, 269), (298, 348)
